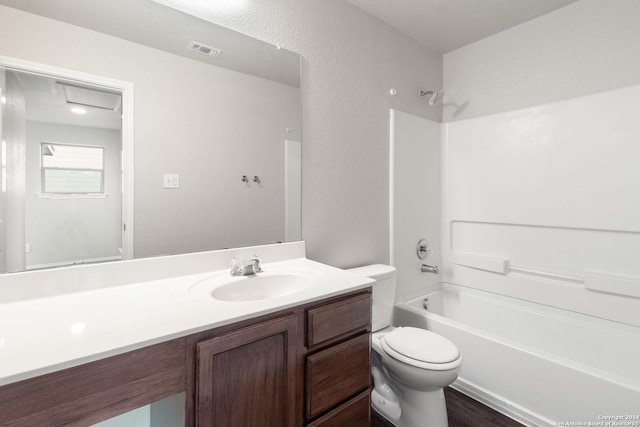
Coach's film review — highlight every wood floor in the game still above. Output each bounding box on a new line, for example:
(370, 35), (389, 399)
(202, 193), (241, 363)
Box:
(444, 388), (524, 427)
(371, 387), (524, 427)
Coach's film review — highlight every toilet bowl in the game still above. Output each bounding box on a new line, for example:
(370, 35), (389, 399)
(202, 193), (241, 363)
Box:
(347, 265), (463, 427)
(372, 327), (462, 426)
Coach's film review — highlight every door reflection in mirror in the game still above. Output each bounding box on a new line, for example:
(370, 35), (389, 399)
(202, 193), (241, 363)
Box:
(0, 68), (123, 273)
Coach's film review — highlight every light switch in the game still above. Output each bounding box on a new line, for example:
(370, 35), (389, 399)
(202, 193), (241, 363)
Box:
(163, 173), (180, 189)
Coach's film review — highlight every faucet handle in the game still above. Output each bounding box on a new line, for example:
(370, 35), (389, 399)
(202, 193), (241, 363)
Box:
(230, 256), (244, 276)
(250, 255), (262, 273)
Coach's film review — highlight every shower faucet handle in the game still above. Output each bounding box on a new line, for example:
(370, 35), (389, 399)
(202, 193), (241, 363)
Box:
(416, 239), (433, 260)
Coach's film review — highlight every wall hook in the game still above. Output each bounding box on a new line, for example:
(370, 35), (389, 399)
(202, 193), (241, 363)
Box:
(241, 175), (249, 183)
(253, 176), (261, 184)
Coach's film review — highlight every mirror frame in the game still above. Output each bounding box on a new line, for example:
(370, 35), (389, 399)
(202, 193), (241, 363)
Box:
(1, 55), (135, 262)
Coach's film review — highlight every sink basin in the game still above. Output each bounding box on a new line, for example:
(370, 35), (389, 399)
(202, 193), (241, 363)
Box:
(191, 270), (318, 301)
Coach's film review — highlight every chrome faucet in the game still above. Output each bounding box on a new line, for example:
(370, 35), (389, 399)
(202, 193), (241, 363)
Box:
(230, 256), (262, 276)
(420, 264), (439, 274)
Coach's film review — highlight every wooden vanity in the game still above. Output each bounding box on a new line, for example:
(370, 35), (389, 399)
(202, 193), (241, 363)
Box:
(0, 289), (372, 426)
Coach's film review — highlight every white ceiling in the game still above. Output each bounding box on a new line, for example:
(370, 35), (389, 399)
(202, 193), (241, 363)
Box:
(345, 0), (578, 53)
(13, 72), (122, 130)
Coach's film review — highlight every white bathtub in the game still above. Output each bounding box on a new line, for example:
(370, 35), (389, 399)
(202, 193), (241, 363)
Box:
(394, 283), (640, 427)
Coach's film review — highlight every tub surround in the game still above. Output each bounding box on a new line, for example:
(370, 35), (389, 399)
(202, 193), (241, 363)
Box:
(389, 110), (442, 302)
(442, 84), (640, 328)
(388, 56), (640, 427)
(0, 241), (374, 387)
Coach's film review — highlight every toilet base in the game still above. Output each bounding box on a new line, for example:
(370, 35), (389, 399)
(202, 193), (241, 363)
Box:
(398, 386), (449, 427)
(371, 385), (450, 427)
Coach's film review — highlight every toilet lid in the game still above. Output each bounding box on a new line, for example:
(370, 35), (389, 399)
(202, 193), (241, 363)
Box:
(382, 327), (460, 364)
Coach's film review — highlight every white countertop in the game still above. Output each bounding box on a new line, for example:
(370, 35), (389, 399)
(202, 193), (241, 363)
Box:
(0, 255), (374, 387)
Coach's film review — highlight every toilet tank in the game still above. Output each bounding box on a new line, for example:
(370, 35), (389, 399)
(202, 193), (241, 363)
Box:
(346, 264), (396, 332)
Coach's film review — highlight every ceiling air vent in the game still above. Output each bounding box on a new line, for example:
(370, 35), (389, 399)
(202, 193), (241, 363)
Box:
(188, 41), (221, 57)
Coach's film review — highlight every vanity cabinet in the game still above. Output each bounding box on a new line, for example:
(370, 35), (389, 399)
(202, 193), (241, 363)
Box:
(189, 290), (372, 427)
(0, 288), (371, 427)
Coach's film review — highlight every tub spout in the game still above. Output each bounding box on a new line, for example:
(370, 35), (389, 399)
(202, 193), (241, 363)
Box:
(421, 264), (439, 274)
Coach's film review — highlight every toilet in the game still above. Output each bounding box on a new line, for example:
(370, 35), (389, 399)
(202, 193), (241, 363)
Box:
(348, 265), (462, 427)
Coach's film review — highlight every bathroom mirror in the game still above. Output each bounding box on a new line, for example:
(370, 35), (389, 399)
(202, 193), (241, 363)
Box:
(0, 0), (301, 273)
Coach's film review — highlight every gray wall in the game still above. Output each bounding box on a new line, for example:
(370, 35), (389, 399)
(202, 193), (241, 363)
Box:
(175, 0), (444, 267)
(443, 0), (640, 122)
(133, 71), (299, 258)
(0, 1), (443, 268)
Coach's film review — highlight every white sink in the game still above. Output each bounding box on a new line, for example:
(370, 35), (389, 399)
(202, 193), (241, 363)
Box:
(191, 270), (319, 301)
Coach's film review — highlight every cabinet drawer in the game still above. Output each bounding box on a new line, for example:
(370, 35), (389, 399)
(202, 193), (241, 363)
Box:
(306, 292), (371, 348)
(307, 390), (370, 427)
(305, 334), (370, 419)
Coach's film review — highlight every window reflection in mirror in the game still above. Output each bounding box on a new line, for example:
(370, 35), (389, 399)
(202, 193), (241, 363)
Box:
(41, 143), (105, 194)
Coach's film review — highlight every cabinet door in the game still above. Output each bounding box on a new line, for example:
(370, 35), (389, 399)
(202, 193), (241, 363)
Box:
(196, 315), (298, 427)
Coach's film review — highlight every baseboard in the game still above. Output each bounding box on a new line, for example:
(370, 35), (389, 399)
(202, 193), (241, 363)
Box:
(451, 378), (556, 427)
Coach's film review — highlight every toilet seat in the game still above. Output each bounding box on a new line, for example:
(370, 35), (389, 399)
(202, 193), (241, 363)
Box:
(380, 327), (462, 371)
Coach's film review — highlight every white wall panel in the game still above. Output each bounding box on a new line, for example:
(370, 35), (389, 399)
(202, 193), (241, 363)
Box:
(443, 85), (640, 327)
(390, 109), (441, 301)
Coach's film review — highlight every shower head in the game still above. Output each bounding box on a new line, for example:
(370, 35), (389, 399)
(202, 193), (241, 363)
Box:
(419, 89), (444, 106)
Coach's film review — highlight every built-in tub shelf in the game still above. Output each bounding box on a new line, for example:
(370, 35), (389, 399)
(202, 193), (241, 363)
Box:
(452, 252), (640, 299)
(451, 253), (510, 274)
(584, 271), (640, 299)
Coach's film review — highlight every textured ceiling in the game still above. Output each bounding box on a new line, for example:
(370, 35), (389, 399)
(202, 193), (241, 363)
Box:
(0, 0), (300, 87)
(0, 0), (579, 63)
(344, 0), (578, 53)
